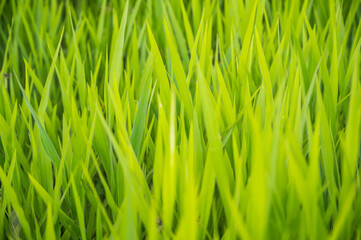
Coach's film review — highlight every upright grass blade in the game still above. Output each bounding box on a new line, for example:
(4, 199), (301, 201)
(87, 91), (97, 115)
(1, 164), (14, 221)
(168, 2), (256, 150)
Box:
(71, 177), (86, 240)
(110, 0), (128, 86)
(38, 27), (64, 119)
(14, 71), (61, 166)
(130, 56), (154, 158)
(164, 17), (193, 120)
(0, 165), (32, 240)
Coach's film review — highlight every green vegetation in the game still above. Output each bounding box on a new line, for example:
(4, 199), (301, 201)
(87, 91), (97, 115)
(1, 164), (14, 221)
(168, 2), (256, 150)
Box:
(0, 0), (361, 239)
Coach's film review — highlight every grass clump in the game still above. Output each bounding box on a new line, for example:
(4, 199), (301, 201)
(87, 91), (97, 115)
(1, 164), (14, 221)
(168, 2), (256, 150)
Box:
(0, 0), (361, 239)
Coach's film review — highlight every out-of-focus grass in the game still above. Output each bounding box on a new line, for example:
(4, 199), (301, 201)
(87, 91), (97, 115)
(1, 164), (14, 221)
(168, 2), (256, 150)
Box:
(0, 0), (361, 239)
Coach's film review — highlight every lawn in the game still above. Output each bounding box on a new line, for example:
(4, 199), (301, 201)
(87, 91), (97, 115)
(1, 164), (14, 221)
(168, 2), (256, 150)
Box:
(0, 0), (360, 239)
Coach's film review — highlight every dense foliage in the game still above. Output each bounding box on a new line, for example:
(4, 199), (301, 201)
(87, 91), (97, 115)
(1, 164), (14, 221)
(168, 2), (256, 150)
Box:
(0, 0), (361, 239)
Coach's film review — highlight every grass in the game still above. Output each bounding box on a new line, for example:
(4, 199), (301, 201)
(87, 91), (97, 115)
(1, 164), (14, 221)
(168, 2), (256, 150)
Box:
(0, 0), (361, 239)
